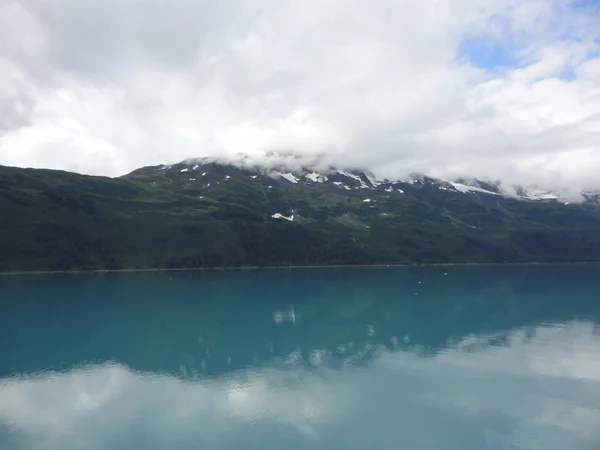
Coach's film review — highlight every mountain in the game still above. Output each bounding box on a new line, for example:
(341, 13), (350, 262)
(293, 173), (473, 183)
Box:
(2, 157), (600, 272)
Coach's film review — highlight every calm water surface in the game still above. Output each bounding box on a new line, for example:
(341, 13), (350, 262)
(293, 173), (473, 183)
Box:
(1, 265), (600, 449)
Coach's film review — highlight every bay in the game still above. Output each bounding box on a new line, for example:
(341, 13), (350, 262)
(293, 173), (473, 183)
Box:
(1, 265), (600, 449)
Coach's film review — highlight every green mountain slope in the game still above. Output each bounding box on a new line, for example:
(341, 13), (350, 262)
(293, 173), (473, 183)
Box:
(2, 160), (600, 272)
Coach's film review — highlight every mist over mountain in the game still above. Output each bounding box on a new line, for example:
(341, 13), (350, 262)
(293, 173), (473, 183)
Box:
(143, 153), (596, 203)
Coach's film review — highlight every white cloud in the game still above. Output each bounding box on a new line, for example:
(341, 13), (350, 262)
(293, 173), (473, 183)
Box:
(0, 0), (599, 190)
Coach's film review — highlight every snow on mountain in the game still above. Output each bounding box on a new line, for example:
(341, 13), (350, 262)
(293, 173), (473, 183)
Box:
(449, 182), (502, 196)
(451, 178), (574, 202)
(363, 171), (382, 187)
(271, 213), (294, 221)
(521, 190), (559, 201)
(453, 178), (503, 194)
(141, 156), (597, 204)
(337, 171), (370, 188)
(276, 172), (299, 184)
(305, 172), (328, 183)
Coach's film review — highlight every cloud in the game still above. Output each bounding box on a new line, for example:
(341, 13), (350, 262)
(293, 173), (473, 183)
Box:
(1, 320), (600, 449)
(0, 0), (599, 191)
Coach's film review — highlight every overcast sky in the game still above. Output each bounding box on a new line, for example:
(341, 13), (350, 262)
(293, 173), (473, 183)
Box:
(1, 0), (599, 190)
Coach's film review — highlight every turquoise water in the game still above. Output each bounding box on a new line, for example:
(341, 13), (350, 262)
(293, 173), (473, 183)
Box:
(1, 265), (600, 449)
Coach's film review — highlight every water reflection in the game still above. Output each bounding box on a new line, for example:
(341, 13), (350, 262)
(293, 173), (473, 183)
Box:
(1, 265), (600, 449)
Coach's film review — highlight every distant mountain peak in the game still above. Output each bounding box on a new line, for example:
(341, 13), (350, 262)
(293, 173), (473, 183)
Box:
(125, 154), (596, 204)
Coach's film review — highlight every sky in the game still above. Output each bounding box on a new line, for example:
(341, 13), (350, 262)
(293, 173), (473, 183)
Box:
(1, 0), (599, 191)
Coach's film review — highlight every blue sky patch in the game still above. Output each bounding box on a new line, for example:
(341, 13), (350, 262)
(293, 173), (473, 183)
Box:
(458, 37), (517, 71)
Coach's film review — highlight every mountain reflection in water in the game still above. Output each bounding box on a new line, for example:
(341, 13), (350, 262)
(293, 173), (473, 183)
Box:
(1, 265), (600, 450)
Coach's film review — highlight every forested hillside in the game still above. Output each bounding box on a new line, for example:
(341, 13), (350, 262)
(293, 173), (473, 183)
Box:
(2, 160), (600, 272)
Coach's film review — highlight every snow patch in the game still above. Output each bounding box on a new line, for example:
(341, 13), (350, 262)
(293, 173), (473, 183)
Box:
(385, 187), (393, 192)
(362, 198), (372, 203)
(193, 164), (199, 170)
(271, 213), (294, 222)
(450, 182), (501, 196)
(364, 173), (382, 187)
(202, 172), (206, 176)
(305, 172), (328, 183)
(333, 181), (343, 186)
(189, 178), (196, 181)
(524, 190), (559, 201)
(277, 172), (299, 183)
(250, 175), (257, 179)
(397, 189), (404, 193)
(225, 175), (231, 180)
(338, 171), (369, 189)
(180, 168), (188, 173)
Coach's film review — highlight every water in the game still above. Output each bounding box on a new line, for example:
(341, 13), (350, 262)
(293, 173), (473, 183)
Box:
(1, 265), (600, 449)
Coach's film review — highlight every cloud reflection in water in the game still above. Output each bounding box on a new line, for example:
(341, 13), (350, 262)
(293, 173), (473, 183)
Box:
(2, 320), (600, 450)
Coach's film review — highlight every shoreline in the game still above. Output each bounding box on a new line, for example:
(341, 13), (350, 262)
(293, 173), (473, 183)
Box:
(1, 260), (599, 276)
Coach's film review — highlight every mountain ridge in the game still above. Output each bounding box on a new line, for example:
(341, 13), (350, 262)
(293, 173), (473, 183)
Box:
(125, 157), (592, 204)
(2, 158), (600, 272)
